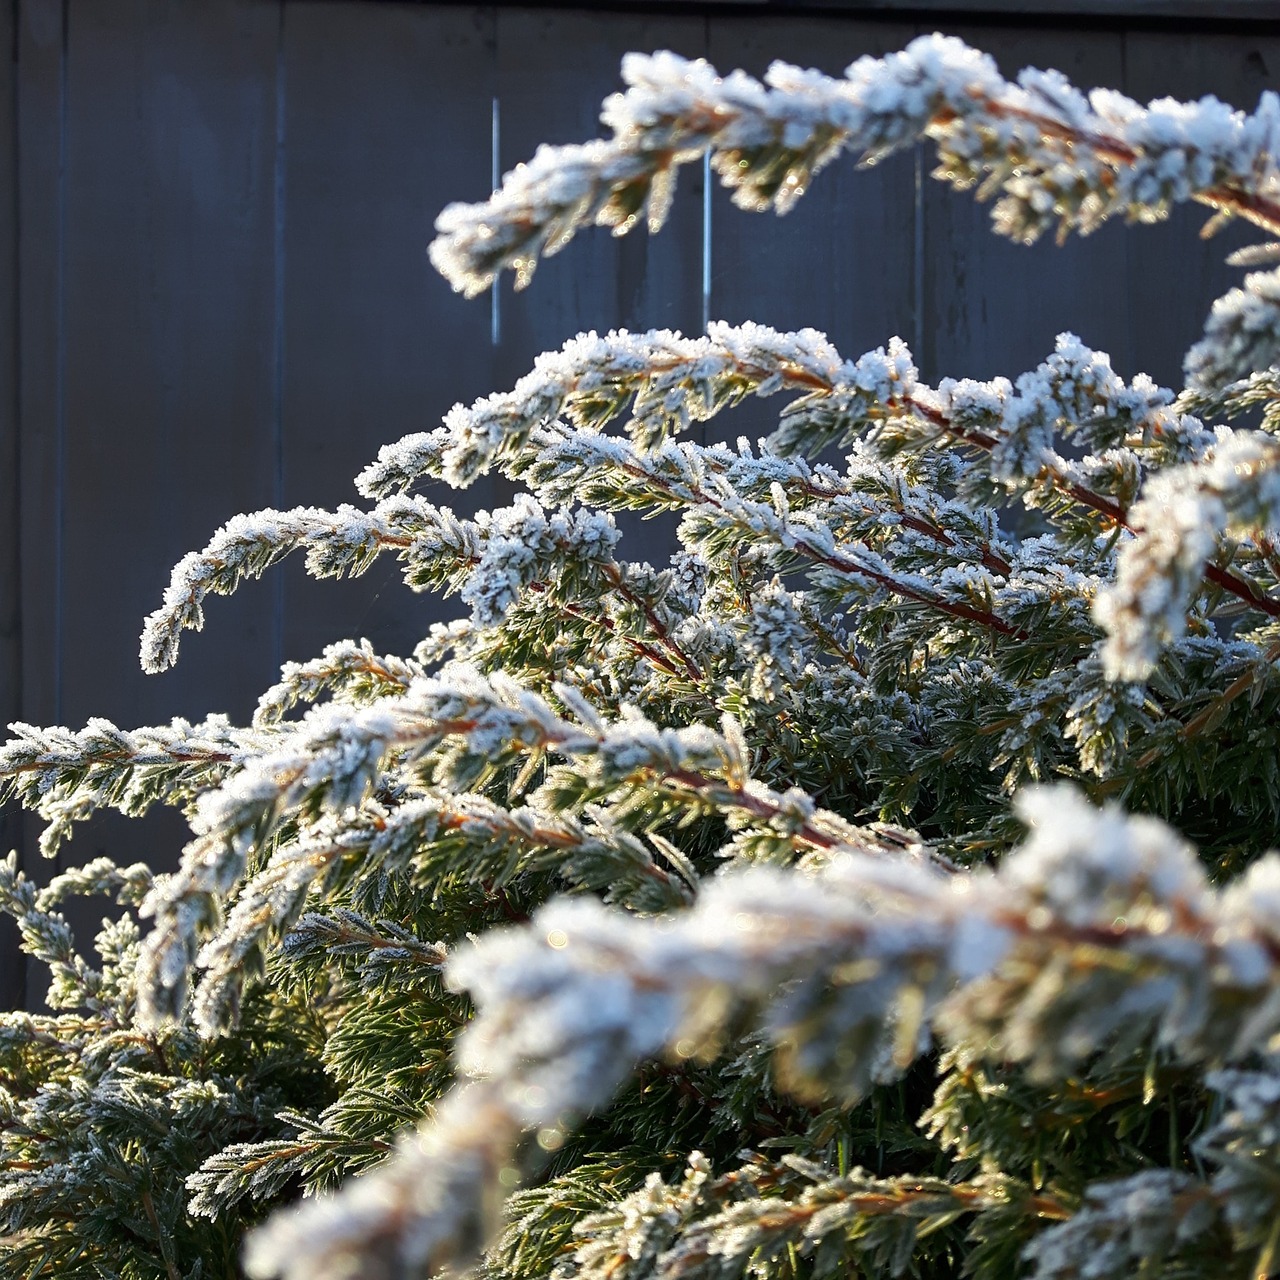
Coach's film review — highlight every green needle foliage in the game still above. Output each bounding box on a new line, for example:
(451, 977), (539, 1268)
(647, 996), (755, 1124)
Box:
(5, 31), (1280, 1280)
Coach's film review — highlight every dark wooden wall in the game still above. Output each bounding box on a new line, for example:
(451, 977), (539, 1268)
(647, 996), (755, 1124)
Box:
(2, 1), (1278, 1005)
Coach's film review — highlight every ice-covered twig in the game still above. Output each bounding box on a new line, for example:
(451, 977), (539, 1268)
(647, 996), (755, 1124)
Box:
(358, 324), (862, 491)
(140, 495), (620, 673)
(1185, 266), (1280, 393)
(0, 715), (252, 857)
(429, 36), (1280, 298)
(359, 325), (1280, 659)
(137, 666), (921, 1032)
(254, 639), (422, 727)
(1095, 430), (1280, 679)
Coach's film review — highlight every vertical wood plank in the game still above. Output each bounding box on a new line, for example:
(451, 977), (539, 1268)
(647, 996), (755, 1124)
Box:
(15, 0), (284, 945)
(706, 13), (919, 440)
(0, 5), (19, 764)
(16, 0), (60, 731)
(1, 0), (22, 1010)
(495, 6), (706, 571)
(919, 25), (1132, 385)
(1122, 29), (1280, 390)
(16, 0), (65, 1007)
(280, 1), (495, 666)
(491, 8), (706, 360)
(495, 6), (706, 366)
(59, 0), (281, 732)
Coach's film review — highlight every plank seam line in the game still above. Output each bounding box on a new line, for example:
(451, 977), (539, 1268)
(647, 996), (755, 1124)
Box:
(273, 0), (287, 672)
(53, 0), (67, 729)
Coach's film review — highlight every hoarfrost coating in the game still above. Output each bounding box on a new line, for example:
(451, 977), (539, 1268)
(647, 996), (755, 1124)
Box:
(245, 792), (1280, 1279)
(430, 35), (1280, 299)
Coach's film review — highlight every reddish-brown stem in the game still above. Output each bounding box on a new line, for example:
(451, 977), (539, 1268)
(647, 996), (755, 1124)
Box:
(603, 563), (704, 683)
(369, 532), (705, 684)
(613, 456), (1024, 639)
(1203, 563), (1280, 619)
(902, 392), (1280, 624)
(960, 94), (1280, 238)
(1133, 638), (1280, 770)
(140, 1190), (182, 1280)
(315, 919), (447, 968)
(653, 89), (1280, 237)
(664, 767), (842, 849)
(789, 530), (1023, 636)
(433, 803), (681, 892)
(661, 767), (922, 862)
(750, 1181), (1072, 1226)
(703, 453), (1013, 577)
(1, 746), (233, 777)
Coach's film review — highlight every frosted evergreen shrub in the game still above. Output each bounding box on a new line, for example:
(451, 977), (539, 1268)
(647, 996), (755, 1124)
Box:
(5, 33), (1280, 1280)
